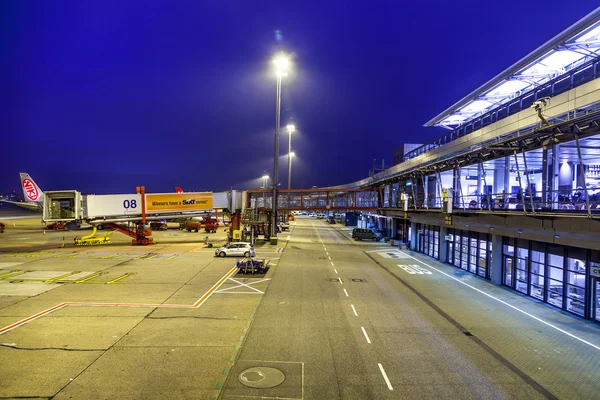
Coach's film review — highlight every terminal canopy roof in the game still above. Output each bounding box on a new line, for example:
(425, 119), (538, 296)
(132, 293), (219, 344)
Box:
(425, 7), (600, 129)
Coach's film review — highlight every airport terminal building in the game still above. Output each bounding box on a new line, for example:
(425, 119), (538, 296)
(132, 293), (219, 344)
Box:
(356, 9), (600, 323)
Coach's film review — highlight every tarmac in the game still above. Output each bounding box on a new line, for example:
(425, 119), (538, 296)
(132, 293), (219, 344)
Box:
(1, 216), (600, 399)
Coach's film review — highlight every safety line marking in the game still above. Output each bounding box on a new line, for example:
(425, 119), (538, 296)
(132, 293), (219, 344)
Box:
(331, 261), (335, 267)
(334, 269), (338, 274)
(338, 278), (343, 285)
(343, 289), (349, 297)
(378, 363), (393, 390)
(361, 327), (371, 344)
(399, 251), (600, 352)
(351, 304), (358, 316)
(0, 266), (237, 335)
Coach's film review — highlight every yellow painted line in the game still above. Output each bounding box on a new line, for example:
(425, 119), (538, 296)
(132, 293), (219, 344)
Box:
(0, 271), (31, 280)
(105, 272), (136, 284)
(0, 270), (19, 277)
(67, 253), (86, 258)
(142, 254), (158, 261)
(44, 271), (81, 282)
(163, 255), (179, 260)
(101, 253), (120, 259)
(75, 272), (108, 283)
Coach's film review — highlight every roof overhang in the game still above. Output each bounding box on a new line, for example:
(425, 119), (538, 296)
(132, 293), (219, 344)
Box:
(425, 6), (600, 129)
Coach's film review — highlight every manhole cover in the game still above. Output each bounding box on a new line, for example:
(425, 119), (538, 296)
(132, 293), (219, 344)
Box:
(238, 367), (285, 388)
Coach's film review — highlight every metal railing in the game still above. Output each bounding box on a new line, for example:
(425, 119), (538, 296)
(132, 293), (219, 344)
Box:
(396, 187), (599, 216)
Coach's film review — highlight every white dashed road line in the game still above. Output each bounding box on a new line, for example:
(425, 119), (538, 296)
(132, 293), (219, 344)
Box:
(351, 304), (358, 316)
(361, 326), (371, 344)
(378, 363), (393, 391)
(343, 289), (349, 297)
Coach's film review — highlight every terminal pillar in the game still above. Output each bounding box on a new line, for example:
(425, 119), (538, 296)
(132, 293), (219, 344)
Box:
(410, 223), (418, 250)
(490, 233), (503, 285)
(439, 226), (448, 263)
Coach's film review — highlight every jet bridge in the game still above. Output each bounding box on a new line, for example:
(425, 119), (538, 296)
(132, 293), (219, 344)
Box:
(43, 188), (243, 245)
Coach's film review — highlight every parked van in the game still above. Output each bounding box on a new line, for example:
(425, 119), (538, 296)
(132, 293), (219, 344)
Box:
(352, 228), (382, 241)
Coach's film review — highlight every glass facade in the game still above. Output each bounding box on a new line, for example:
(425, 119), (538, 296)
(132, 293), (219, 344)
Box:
(409, 225), (599, 323)
(502, 238), (598, 319)
(418, 224), (439, 259)
(446, 229), (490, 279)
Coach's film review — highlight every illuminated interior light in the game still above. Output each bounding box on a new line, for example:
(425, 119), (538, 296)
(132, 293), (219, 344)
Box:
(485, 80), (530, 96)
(574, 25), (600, 42)
(538, 50), (584, 71)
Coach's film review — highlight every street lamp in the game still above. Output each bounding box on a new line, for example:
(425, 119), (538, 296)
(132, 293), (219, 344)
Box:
(271, 53), (290, 237)
(286, 124), (296, 190)
(288, 151), (295, 190)
(261, 175), (269, 209)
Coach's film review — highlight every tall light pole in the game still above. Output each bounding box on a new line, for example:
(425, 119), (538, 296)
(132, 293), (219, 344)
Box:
(272, 54), (290, 237)
(288, 152), (295, 190)
(261, 174), (269, 209)
(286, 124), (295, 190)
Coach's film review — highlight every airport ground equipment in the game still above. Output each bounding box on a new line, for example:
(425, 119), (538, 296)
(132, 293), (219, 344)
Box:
(0, 222), (4, 233)
(236, 258), (269, 274)
(186, 222), (201, 232)
(203, 217), (219, 233)
(105, 222), (153, 246)
(149, 221), (168, 231)
(74, 226), (113, 246)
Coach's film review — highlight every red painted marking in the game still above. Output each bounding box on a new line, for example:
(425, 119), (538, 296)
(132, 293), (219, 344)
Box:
(22, 178), (39, 201)
(0, 303), (66, 334)
(0, 266), (240, 335)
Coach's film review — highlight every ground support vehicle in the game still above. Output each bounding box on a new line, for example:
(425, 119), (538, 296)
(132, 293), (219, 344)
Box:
(185, 222), (201, 232)
(0, 222), (4, 233)
(74, 226), (113, 246)
(46, 221), (66, 230)
(236, 258), (269, 274)
(76, 223), (153, 246)
(150, 221), (168, 231)
(203, 217), (219, 233)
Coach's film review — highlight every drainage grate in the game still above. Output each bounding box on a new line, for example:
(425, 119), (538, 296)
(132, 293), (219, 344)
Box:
(328, 278), (340, 282)
(463, 331), (473, 336)
(350, 278), (366, 282)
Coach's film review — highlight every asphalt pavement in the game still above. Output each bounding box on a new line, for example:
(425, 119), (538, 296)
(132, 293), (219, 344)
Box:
(221, 218), (600, 400)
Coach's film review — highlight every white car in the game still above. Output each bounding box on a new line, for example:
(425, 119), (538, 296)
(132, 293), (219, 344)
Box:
(308, 212), (317, 218)
(215, 242), (255, 257)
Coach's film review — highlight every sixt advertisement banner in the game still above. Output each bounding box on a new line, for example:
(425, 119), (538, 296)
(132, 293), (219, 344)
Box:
(146, 193), (213, 213)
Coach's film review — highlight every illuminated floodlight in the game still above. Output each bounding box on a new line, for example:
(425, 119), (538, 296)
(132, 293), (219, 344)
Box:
(274, 54), (290, 76)
(286, 124), (296, 133)
(290, 152), (296, 157)
(262, 175), (269, 180)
